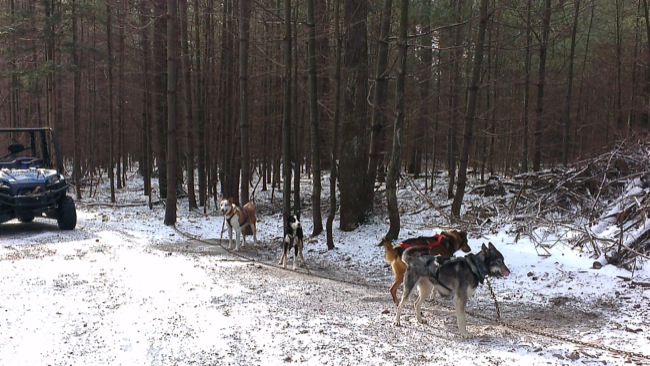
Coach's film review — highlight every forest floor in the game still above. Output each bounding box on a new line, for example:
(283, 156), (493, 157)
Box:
(1, 163), (649, 365)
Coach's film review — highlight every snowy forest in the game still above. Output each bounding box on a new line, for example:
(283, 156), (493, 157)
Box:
(2, 0), (650, 239)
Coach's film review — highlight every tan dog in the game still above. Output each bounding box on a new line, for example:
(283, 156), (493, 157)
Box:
(378, 230), (471, 305)
(220, 197), (257, 251)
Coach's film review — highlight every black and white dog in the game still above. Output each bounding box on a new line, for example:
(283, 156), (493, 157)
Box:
(279, 214), (305, 270)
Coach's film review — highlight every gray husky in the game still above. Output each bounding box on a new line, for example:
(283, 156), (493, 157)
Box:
(394, 242), (510, 337)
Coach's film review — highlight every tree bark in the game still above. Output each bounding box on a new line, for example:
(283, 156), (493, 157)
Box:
(385, 0), (408, 241)
(307, 0), (323, 235)
(180, 0), (197, 210)
(563, 0), (580, 166)
(339, 0), (370, 231)
(139, 0), (153, 207)
(164, 0), (179, 225)
(72, 0), (82, 200)
(105, 0), (116, 203)
(368, 0), (393, 204)
(326, 0), (342, 250)
(533, 0), (551, 172)
(522, 0), (532, 173)
(239, 0), (251, 205)
(154, 0), (168, 198)
(447, 0), (465, 199)
(451, 0), (489, 218)
(282, 0), (293, 219)
(194, 0), (207, 208)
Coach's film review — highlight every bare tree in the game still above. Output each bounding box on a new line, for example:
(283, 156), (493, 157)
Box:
(563, 0), (580, 166)
(326, 0), (342, 250)
(139, 0), (153, 207)
(282, 0), (293, 219)
(368, 0), (393, 204)
(533, 0), (551, 172)
(239, 0), (251, 205)
(451, 0), (489, 218)
(72, 0), (82, 200)
(522, 0), (532, 172)
(339, 0), (370, 231)
(307, 0), (323, 235)
(180, 0), (197, 210)
(385, 0), (409, 240)
(154, 0), (168, 199)
(106, 0), (116, 203)
(193, 0), (207, 208)
(325, 0), (342, 250)
(164, 0), (179, 225)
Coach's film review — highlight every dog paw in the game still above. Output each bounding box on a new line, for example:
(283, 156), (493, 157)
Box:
(458, 332), (472, 339)
(394, 321), (402, 327)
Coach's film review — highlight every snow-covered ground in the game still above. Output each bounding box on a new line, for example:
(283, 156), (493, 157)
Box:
(0, 172), (648, 365)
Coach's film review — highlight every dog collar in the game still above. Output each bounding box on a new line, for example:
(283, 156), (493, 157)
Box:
(468, 254), (488, 284)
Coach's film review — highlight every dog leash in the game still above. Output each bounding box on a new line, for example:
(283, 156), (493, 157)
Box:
(171, 224), (648, 362)
(484, 276), (501, 319)
(173, 224), (311, 275)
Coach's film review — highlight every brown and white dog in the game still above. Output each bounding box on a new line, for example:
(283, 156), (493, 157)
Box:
(378, 230), (472, 305)
(220, 197), (257, 251)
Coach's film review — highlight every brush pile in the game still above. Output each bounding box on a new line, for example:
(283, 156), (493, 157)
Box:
(466, 138), (650, 268)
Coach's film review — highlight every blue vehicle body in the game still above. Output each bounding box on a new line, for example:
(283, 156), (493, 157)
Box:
(0, 128), (76, 230)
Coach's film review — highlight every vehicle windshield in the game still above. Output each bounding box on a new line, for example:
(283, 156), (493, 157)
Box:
(0, 129), (54, 169)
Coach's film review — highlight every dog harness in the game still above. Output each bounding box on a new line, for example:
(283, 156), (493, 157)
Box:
(225, 204), (250, 228)
(417, 255), (455, 293)
(398, 234), (444, 249)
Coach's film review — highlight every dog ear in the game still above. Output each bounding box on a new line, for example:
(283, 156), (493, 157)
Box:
(488, 242), (496, 250)
(481, 243), (488, 252)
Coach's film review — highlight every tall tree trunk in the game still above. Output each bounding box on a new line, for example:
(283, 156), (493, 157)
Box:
(180, 0), (198, 210)
(447, 0), (465, 199)
(239, 0), (251, 204)
(628, 0), (641, 135)
(451, 0), (489, 218)
(117, 0), (125, 189)
(385, 0), (408, 240)
(140, 0), (153, 206)
(563, 0), (580, 166)
(368, 0), (392, 203)
(165, 0), (179, 225)
(522, 0), (532, 172)
(575, 0), (596, 158)
(339, 0), (370, 231)
(72, 0), (82, 200)
(411, 15), (437, 180)
(533, 0), (551, 172)
(326, 0), (341, 250)
(194, 0), (207, 208)
(615, 0), (624, 129)
(9, 0), (17, 128)
(640, 0), (650, 130)
(44, 0), (57, 130)
(154, 0), (168, 198)
(282, 0), (293, 219)
(106, 0), (116, 203)
(307, 0), (323, 235)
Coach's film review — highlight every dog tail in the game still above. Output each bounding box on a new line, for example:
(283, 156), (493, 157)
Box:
(401, 246), (418, 267)
(401, 246), (432, 267)
(377, 237), (398, 264)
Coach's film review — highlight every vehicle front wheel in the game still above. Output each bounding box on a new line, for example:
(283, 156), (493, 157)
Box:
(57, 196), (77, 230)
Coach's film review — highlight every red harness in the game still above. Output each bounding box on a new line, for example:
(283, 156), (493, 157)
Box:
(398, 234), (444, 249)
